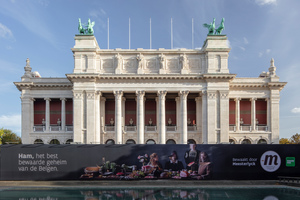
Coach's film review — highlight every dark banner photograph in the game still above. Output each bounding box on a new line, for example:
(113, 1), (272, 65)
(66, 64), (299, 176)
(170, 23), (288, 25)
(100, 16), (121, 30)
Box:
(0, 144), (299, 180)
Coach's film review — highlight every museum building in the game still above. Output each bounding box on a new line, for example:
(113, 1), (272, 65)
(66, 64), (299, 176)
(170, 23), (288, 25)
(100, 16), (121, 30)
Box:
(14, 34), (287, 145)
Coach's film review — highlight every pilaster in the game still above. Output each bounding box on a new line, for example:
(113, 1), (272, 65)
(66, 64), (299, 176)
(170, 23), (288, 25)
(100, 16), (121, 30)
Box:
(206, 91), (217, 144)
(219, 91), (229, 143)
(20, 92), (32, 144)
(270, 90), (280, 143)
(195, 96), (202, 140)
(73, 91), (83, 143)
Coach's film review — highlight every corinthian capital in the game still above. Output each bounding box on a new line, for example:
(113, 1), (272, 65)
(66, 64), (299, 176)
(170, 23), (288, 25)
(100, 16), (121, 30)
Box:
(179, 90), (189, 99)
(113, 90), (123, 100)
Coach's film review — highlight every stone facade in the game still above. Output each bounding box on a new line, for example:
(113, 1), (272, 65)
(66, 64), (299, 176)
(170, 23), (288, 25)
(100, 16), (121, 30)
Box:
(14, 35), (286, 144)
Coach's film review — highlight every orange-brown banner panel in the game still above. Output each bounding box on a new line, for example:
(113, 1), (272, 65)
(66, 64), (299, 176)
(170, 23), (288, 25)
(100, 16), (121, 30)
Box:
(187, 99), (196, 125)
(34, 99), (45, 125)
(50, 99), (61, 125)
(65, 99), (73, 126)
(105, 100), (115, 125)
(240, 100), (251, 125)
(165, 99), (176, 125)
(256, 99), (267, 125)
(145, 99), (156, 126)
(125, 100), (136, 126)
(229, 100), (235, 125)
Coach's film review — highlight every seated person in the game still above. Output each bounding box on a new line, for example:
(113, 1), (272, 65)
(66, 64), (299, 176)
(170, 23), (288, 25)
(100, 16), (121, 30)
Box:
(147, 153), (163, 176)
(165, 151), (184, 171)
(197, 151), (212, 180)
(184, 143), (200, 171)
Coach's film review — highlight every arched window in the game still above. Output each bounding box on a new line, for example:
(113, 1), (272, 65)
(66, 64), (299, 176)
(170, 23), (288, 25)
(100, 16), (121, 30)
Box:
(241, 139), (251, 144)
(65, 139), (73, 144)
(126, 139), (136, 144)
(49, 139), (60, 144)
(166, 139), (176, 144)
(146, 139), (156, 144)
(187, 139), (196, 144)
(257, 139), (267, 144)
(105, 139), (115, 145)
(229, 139), (235, 144)
(34, 139), (44, 144)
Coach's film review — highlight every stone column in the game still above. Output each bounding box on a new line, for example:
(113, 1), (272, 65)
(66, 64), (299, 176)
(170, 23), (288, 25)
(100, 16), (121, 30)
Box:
(100, 97), (106, 143)
(266, 98), (270, 132)
(235, 98), (241, 131)
(179, 90), (189, 144)
(251, 98), (257, 131)
(60, 98), (66, 132)
(30, 98), (35, 134)
(44, 98), (51, 132)
(201, 91), (208, 143)
(136, 91), (145, 144)
(73, 91), (83, 143)
(175, 97), (180, 133)
(219, 91), (229, 143)
(195, 96), (202, 136)
(95, 91), (101, 144)
(114, 90), (123, 144)
(157, 91), (167, 144)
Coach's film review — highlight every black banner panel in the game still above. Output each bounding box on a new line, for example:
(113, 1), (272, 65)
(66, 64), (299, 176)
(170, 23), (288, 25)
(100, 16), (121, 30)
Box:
(1, 144), (299, 180)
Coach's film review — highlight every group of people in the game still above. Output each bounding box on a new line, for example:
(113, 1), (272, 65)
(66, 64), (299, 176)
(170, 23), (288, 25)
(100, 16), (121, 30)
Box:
(146, 144), (212, 180)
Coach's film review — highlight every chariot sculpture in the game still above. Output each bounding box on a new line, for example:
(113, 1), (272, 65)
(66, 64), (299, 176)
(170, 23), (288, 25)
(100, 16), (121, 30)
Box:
(78, 18), (95, 35)
(203, 18), (225, 35)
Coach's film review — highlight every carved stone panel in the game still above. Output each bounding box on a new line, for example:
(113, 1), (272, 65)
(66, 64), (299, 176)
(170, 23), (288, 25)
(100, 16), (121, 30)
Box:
(189, 58), (202, 73)
(166, 59), (180, 73)
(145, 58), (158, 74)
(102, 59), (114, 73)
(123, 59), (137, 74)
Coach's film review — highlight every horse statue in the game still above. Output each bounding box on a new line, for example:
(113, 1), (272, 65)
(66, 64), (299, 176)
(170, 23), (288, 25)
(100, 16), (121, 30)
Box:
(78, 18), (95, 35)
(78, 18), (85, 34)
(215, 18), (225, 35)
(203, 18), (215, 35)
(87, 19), (95, 34)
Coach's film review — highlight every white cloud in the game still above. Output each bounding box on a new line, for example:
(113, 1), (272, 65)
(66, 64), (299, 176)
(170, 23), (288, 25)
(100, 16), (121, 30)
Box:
(0, 114), (21, 136)
(243, 37), (249, 44)
(258, 49), (271, 57)
(0, 1), (58, 48)
(239, 46), (246, 51)
(0, 23), (14, 39)
(89, 9), (107, 30)
(255, 0), (277, 6)
(291, 108), (300, 113)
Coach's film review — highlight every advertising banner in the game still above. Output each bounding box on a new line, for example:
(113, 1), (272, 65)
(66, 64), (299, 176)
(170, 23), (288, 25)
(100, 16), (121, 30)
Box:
(0, 144), (299, 180)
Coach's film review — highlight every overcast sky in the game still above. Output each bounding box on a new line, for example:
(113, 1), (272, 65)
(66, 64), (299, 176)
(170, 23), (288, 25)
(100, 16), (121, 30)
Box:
(0, 0), (299, 139)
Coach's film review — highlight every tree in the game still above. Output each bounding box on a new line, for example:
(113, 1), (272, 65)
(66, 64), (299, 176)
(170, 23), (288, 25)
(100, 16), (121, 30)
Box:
(290, 133), (300, 144)
(0, 129), (4, 144)
(279, 138), (290, 144)
(0, 128), (22, 144)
